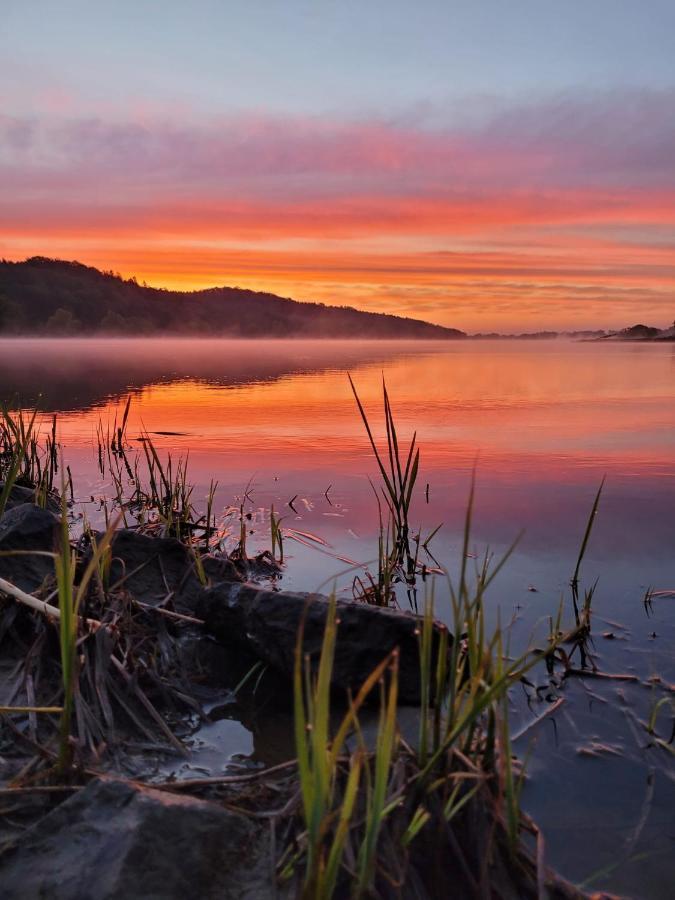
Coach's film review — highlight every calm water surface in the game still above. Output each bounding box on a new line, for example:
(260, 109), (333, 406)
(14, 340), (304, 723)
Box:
(2, 337), (674, 897)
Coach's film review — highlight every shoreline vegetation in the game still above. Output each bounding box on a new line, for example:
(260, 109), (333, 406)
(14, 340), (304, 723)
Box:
(1, 387), (659, 898)
(1, 257), (672, 342)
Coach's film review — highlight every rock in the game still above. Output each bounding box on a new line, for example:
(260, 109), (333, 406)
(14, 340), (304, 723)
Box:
(0, 482), (35, 511)
(0, 777), (272, 900)
(0, 482), (60, 513)
(98, 529), (243, 611)
(0, 503), (60, 591)
(197, 584), (449, 705)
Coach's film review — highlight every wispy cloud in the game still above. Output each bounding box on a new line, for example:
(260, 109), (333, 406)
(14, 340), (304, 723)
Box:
(3, 89), (675, 187)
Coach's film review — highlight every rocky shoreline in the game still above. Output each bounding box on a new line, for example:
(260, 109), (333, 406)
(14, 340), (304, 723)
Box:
(0, 483), (602, 898)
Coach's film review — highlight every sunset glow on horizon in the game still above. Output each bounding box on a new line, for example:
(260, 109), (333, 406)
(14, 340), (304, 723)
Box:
(2, 1), (675, 332)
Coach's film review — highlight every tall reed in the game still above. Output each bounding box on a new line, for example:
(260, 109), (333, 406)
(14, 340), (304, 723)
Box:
(349, 376), (419, 566)
(0, 405), (40, 516)
(54, 483), (117, 775)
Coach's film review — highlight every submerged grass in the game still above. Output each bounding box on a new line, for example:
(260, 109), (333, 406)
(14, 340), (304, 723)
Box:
(270, 504), (285, 563)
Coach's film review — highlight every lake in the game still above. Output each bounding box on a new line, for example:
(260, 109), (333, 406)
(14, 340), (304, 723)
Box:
(2, 336), (674, 897)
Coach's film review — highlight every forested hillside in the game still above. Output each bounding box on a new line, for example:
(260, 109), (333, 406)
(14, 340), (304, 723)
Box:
(0, 258), (466, 339)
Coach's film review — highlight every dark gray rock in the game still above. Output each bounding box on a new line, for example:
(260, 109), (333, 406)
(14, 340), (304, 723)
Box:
(0, 503), (60, 591)
(101, 529), (243, 610)
(197, 584), (449, 704)
(0, 482), (59, 513)
(0, 482), (35, 511)
(0, 777), (272, 900)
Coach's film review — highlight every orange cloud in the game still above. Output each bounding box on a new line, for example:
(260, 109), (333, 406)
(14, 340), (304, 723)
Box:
(2, 93), (675, 330)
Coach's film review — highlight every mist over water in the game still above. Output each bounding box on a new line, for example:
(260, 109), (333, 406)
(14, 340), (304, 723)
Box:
(2, 336), (675, 896)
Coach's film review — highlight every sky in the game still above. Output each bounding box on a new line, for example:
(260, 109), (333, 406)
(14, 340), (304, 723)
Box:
(1, 0), (675, 332)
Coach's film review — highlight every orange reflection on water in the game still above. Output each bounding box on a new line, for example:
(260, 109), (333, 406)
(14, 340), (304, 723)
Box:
(18, 337), (667, 607)
(38, 339), (674, 484)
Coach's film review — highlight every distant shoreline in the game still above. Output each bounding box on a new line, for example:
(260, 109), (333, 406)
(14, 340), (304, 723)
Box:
(2, 258), (673, 342)
(0, 332), (672, 342)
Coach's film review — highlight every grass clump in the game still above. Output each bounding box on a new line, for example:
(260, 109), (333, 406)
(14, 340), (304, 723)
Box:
(53, 483), (119, 776)
(0, 491), (201, 780)
(279, 466), (605, 898)
(279, 596), (400, 897)
(349, 376), (441, 610)
(0, 405), (58, 516)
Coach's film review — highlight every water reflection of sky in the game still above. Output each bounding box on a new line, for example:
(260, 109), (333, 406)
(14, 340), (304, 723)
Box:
(2, 337), (674, 897)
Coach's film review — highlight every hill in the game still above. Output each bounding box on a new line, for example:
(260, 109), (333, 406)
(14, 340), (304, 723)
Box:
(0, 257), (466, 339)
(597, 322), (675, 342)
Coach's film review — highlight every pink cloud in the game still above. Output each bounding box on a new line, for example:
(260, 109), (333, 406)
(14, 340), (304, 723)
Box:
(2, 88), (675, 193)
(2, 89), (675, 329)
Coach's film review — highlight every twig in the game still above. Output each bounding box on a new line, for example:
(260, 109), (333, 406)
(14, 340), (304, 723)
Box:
(132, 600), (204, 626)
(108, 656), (185, 755)
(564, 668), (639, 683)
(624, 768), (655, 858)
(0, 785), (82, 797)
(0, 576), (103, 631)
(511, 697), (565, 741)
(151, 758), (299, 791)
(0, 577), (62, 622)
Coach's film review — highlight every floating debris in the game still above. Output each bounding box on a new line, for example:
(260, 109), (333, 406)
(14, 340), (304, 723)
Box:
(576, 741), (623, 758)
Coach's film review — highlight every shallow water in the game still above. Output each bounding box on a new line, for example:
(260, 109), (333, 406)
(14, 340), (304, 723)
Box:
(2, 337), (674, 897)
